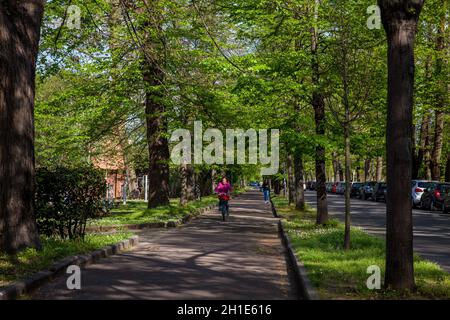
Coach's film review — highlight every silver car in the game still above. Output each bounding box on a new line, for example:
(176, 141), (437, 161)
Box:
(411, 180), (438, 207)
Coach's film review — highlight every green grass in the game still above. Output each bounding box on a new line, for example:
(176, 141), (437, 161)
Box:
(272, 196), (450, 300)
(89, 188), (249, 227)
(0, 232), (132, 287)
(89, 196), (217, 227)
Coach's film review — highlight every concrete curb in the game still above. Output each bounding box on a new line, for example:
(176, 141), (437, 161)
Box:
(270, 199), (320, 300)
(0, 235), (139, 300)
(86, 204), (216, 233)
(277, 221), (320, 300)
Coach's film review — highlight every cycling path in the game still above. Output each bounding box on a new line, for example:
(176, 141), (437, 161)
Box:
(32, 190), (299, 300)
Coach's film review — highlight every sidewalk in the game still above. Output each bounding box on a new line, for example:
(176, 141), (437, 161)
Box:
(32, 190), (299, 300)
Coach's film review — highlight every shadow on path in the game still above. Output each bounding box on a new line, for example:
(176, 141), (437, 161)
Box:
(32, 190), (299, 300)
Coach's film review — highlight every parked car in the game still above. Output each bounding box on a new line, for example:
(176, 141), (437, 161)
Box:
(443, 190), (450, 214)
(411, 180), (438, 208)
(372, 182), (387, 202)
(306, 181), (317, 190)
(358, 181), (377, 200)
(420, 183), (450, 211)
(331, 182), (338, 194)
(326, 182), (333, 193)
(350, 182), (364, 198)
(336, 182), (348, 195)
(249, 181), (260, 188)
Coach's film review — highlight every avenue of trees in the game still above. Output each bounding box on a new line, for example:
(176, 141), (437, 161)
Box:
(0, 0), (448, 292)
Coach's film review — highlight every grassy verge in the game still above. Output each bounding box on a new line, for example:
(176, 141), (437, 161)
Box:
(89, 196), (218, 227)
(89, 187), (251, 227)
(0, 232), (133, 287)
(272, 196), (450, 300)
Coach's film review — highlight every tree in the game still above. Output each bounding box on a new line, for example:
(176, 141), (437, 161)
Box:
(430, 7), (448, 181)
(326, 0), (383, 249)
(379, 0), (425, 291)
(311, 0), (329, 225)
(0, 0), (44, 253)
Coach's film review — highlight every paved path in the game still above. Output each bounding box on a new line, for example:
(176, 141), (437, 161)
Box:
(33, 190), (299, 300)
(305, 191), (450, 273)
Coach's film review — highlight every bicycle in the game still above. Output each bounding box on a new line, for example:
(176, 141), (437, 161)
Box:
(218, 194), (230, 221)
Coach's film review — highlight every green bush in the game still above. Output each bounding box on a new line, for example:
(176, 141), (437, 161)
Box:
(35, 167), (107, 239)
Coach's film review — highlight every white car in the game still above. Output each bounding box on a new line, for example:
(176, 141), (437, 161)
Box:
(411, 180), (438, 208)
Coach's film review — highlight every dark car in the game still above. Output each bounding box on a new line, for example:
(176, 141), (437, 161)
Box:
(420, 183), (450, 211)
(358, 181), (377, 200)
(372, 182), (387, 202)
(335, 182), (348, 195)
(249, 181), (260, 188)
(306, 181), (316, 190)
(443, 189), (450, 214)
(350, 182), (363, 198)
(326, 182), (333, 193)
(331, 182), (338, 194)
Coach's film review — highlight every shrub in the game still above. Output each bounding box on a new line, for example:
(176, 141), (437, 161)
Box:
(36, 167), (107, 239)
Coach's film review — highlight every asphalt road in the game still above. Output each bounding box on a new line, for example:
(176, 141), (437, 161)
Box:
(304, 190), (450, 273)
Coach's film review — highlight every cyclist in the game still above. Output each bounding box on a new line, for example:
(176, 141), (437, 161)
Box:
(214, 177), (232, 221)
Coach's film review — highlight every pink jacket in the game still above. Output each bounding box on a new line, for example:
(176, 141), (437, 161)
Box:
(215, 182), (232, 195)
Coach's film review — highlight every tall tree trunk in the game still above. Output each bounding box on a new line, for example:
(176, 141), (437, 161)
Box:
(141, 4), (170, 208)
(287, 154), (295, 204)
(338, 164), (344, 182)
(430, 11), (447, 182)
(364, 159), (371, 182)
(186, 164), (195, 201)
(311, 0), (328, 224)
(180, 164), (188, 206)
(144, 66), (170, 208)
(332, 151), (339, 182)
(376, 157), (383, 182)
(379, 0), (424, 292)
(0, 0), (44, 253)
(445, 152), (450, 183)
(193, 171), (201, 200)
(211, 168), (217, 194)
(343, 124), (351, 250)
(416, 113), (430, 179)
(412, 121), (419, 179)
(294, 153), (305, 210)
(431, 110), (444, 180)
(274, 179), (281, 195)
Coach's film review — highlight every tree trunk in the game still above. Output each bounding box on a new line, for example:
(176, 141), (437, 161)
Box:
(311, 0), (328, 224)
(193, 171), (201, 200)
(430, 12), (447, 182)
(0, 1), (44, 253)
(379, 0), (424, 292)
(180, 164), (188, 206)
(141, 5), (170, 208)
(287, 154), (295, 204)
(338, 165), (344, 182)
(416, 113), (430, 179)
(332, 151), (339, 182)
(445, 153), (450, 183)
(343, 125), (351, 250)
(294, 153), (305, 210)
(376, 157), (383, 182)
(364, 159), (371, 182)
(431, 110), (444, 181)
(211, 168), (217, 194)
(143, 59), (170, 208)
